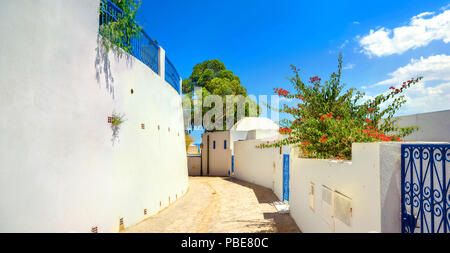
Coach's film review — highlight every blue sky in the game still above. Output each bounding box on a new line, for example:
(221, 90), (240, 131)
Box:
(137, 0), (450, 144)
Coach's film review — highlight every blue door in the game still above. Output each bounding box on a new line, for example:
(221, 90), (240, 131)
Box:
(231, 155), (234, 174)
(283, 154), (290, 201)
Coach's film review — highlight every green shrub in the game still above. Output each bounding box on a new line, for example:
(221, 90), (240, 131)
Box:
(259, 54), (421, 160)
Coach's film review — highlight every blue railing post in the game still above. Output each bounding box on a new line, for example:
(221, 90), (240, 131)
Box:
(401, 145), (406, 233)
(158, 46), (165, 80)
(442, 146), (447, 233)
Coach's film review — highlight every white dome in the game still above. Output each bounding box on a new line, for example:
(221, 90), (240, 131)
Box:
(230, 117), (279, 131)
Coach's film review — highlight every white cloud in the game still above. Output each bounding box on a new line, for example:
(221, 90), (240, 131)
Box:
(370, 54), (450, 114)
(373, 54), (450, 86)
(358, 9), (450, 57)
(343, 63), (355, 70)
(353, 21), (360, 25)
(400, 82), (450, 115)
(413, 11), (435, 19)
(339, 40), (349, 49)
(440, 4), (450, 11)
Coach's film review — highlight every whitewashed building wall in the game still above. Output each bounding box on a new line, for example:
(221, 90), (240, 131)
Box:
(0, 0), (188, 232)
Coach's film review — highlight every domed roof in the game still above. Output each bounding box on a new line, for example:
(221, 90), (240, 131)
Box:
(230, 117), (279, 131)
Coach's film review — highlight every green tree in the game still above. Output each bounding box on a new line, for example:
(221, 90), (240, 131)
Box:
(183, 59), (260, 131)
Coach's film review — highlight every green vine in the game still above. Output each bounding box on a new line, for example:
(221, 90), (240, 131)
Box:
(99, 0), (142, 56)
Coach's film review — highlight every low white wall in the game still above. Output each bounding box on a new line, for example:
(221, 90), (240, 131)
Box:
(232, 139), (429, 233)
(289, 143), (382, 233)
(187, 155), (201, 176)
(229, 131), (249, 152)
(233, 139), (283, 200)
(289, 142), (446, 233)
(246, 129), (280, 141)
(390, 110), (450, 142)
(379, 143), (402, 233)
(0, 0), (188, 232)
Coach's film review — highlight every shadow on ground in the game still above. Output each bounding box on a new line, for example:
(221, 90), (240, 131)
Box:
(224, 177), (301, 233)
(224, 177), (276, 204)
(263, 212), (301, 233)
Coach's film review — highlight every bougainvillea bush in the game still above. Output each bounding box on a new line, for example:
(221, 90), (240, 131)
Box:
(259, 54), (422, 160)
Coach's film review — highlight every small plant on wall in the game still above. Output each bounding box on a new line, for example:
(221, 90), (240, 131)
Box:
(110, 112), (125, 144)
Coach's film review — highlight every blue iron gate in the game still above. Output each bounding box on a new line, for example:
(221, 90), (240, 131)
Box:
(283, 154), (290, 201)
(401, 144), (449, 233)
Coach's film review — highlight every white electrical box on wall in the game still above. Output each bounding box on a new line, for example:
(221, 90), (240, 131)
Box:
(333, 191), (352, 227)
(321, 185), (334, 232)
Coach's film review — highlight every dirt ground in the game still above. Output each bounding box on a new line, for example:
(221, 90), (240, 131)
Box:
(124, 177), (301, 233)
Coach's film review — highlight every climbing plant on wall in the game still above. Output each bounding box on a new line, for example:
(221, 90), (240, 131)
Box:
(99, 0), (142, 56)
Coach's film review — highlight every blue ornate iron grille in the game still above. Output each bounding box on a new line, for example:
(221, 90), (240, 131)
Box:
(283, 154), (290, 201)
(99, 0), (180, 93)
(401, 144), (449, 233)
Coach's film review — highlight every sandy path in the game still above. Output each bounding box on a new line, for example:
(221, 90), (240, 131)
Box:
(124, 177), (300, 233)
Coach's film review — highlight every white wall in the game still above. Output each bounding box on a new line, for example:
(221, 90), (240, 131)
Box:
(246, 129), (280, 141)
(289, 142), (449, 233)
(0, 0), (188, 232)
(201, 131), (231, 176)
(233, 139), (284, 200)
(187, 155), (201, 176)
(378, 143), (402, 233)
(229, 130), (249, 152)
(390, 110), (450, 142)
(232, 139), (438, 233)
(289, 143), (382, 233)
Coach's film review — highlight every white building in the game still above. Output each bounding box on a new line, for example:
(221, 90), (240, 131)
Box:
(198, 117), (280, 176)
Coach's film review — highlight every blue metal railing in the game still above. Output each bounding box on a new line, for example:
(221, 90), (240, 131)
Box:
(99, 0), (180, 93)
(401, 144), (449, 233)
(165, 57), (180, 93)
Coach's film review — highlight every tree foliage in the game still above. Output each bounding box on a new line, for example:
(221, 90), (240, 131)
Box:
(183, 59), (260, 131)
(259, 54), (421, 160)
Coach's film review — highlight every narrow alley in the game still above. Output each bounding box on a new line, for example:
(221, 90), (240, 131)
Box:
(125, 177), (301, 233)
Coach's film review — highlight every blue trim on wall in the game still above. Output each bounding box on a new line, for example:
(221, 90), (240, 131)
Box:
(283, 154), (290, 201)
(231, 155), (234, 173)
